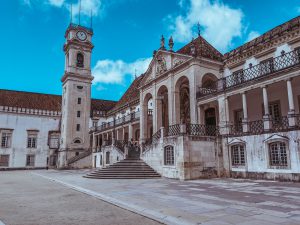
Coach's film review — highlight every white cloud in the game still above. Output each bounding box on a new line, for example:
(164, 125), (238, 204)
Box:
(21, 0), (103, 19)
(68, 0), (102, 18)
(92, 57), (152, 85)
(168, 0), (244, 53)
(246, 31), (260, 42)
(48, 0), (65, 7)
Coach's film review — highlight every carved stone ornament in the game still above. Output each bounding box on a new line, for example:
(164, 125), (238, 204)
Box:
(156, 54), (167, 75)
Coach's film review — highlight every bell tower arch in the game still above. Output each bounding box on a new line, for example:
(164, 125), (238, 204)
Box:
(58, 23), (94, 168)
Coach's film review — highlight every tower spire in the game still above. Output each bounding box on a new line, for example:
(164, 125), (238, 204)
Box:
(70, 3), (73, 24)
(78, 0), (81, 25)
(197, 22), (201, 37)
(90, 10), (93, 28)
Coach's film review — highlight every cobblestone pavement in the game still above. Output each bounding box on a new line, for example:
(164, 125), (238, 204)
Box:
(31, 170), (300, 225)
(0, 171), (161, 225)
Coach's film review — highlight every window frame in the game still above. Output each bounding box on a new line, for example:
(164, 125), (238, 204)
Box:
(0, 154), (10, 167)
(230, 144), (246, 167)
(268, 141), (289, 169)
(27, 134), (38, 149)
(49, 133), (60, 149)
(164, 145), (175, 166)
(1, 131), (12, 148)
(26, 154), (35, 167)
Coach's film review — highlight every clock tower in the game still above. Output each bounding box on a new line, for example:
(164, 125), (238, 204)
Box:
(58, 23), (94, 168)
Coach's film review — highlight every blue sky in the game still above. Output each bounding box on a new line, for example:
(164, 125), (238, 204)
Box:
(1, 0), (300, 101)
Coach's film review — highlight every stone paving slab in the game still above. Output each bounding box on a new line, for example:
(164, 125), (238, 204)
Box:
(33, 170), (300, 225)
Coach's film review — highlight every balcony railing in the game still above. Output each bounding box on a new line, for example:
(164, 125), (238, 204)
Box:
(165, 124), (181, 137)
(229, 123), (243, 136)
(249, 120), (264, 135)
(95, 111), (141, 132)
(271, 116), (289, 132)
(197, 49), (300, 98)
(186, 124), (219, 136)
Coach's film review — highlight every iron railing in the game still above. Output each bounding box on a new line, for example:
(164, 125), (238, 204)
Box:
(95, 111), (141, 132)
(165, 124), (181, 136)
(249, 120), (264, 135)
(186, 124), (218, 136)
(197, 49), (300, 98)
(271, 116), (289, 132)
(229, 123), (243, 136)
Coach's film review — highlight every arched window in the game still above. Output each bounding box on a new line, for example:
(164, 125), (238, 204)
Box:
(231, 145), (245, 166)
(164, 145), (174, 166)
(269, 142), (288, 167)
(74, 139), (81, 144)
(76, 53), (84, 68)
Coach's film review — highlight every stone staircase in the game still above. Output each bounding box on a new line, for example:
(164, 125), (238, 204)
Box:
(84, 158), (161, 179)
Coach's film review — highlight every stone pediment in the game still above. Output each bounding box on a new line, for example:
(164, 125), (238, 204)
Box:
(263, 134), (289, 143)
(228, 138), (246, 146)
(140, 50), (190, 87)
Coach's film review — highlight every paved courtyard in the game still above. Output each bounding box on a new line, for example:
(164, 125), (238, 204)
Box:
(1, 170), (300, 225)
(0, 171), (161, 225)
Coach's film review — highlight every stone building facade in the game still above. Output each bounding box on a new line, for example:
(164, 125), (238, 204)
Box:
(1, 17), (300, 182)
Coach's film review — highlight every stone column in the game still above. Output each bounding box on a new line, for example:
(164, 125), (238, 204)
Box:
(122, 127), (125, 140)
(139, 92), (147, 144)
(242, 92), (249, 132)
(189, 75), (197, 124)
(92, 133), (96, 152)
(287, 79), (296, 126)
(218, 96), (230, 135)
(128, 124), (133, 141)
(262, 86), (271, 131)
(167, 79), (174, 125)
(197, 104), (203, 124)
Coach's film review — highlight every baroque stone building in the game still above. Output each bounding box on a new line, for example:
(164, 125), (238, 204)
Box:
(1, 17), (300, 182)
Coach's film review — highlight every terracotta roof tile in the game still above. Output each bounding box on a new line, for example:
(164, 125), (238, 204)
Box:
(108, 74), (145, 113)
(0, 89), (116, 112)
(224, 16), (300, 59)
(177, 36), (223, 62)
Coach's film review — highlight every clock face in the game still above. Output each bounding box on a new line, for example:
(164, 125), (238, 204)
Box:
(76, 31), (87, 41)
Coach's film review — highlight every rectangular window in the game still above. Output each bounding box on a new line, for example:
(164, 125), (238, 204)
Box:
(269, 142), (288, 167)
(231, 145), (245, 166)
(76, 124), (80, 131)
(269, 101), (281, 122)
(1, 132), (12, 148)
(260, 58), (274, 75)
(164, 146), (175, 166)
(78, 98), (81, 104)
(0, 154), (9, 167)
(26, 154), (35, 166)
(49, 134), (59, 149)
(77, 111), (81, 118)
(27, 134), (37, 148)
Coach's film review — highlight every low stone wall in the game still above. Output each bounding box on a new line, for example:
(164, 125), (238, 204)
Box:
(93, 146), (124, 168)
(142, 135), (218, 180)
(231, 171), (300, 182)
(69, 154), (92, 169)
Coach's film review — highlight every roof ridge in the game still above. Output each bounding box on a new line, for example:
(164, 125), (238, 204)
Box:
(225, 15), (300, 57)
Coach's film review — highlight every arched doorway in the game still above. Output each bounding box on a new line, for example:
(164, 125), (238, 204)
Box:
(142, 93), (154, 140)
(175, 76), (190, 124)
(157, 85), (169, 128)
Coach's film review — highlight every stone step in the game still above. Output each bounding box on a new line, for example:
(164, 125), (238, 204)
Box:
(84, 158), (161, 179)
